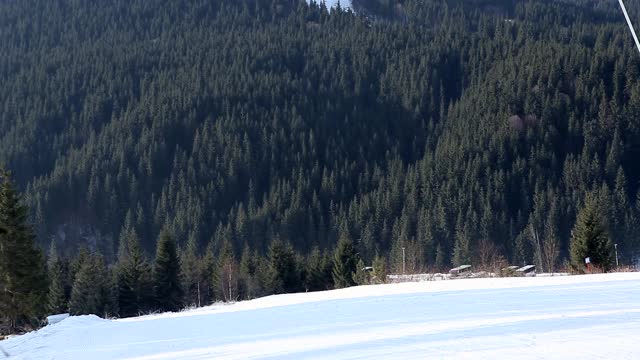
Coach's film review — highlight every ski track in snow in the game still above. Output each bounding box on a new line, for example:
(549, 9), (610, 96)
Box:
(3, 273), (640, 359)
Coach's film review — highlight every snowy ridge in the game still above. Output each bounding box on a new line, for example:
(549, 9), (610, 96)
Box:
(308, 0), (351, 10)
(3, 273), (640, 359)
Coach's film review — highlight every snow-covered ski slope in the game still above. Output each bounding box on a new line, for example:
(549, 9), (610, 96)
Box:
(4, 273), (640, 360)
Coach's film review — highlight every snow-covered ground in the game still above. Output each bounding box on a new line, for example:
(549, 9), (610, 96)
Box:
(3, 273), (640, 359)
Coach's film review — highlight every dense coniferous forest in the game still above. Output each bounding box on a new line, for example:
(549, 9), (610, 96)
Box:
(2, 0), (640, 326)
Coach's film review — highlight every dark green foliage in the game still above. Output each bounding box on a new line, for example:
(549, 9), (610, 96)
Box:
(333, 230), (358, 288)
(239, 244), (267, 300)
(352, 259), (370, 286)
(179, 232), (200, 307)
(0, 170), (47, 332)
(47, 242), (68, 314)
(199, 241), (217, 305)
(69, 253), (109, 316)
(267, 240), (303, 294)
(116, 228), (153, 317)
(305, 247), (327, 291)
(153, 230), (183, 312)
(214, 240), (238, 302)
(452, 215), (472, 267)
(570, 196), (614, 272)
(1, 0), (640, 318)
(371, 254), (387, 284)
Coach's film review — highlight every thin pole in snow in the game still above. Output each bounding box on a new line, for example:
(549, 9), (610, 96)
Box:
(619, 0), (640, 54)
(402, 247), (406, 275)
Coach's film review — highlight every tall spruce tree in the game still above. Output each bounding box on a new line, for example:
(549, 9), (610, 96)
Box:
(47, 241), (67, 314)
(179, 232), (199, 307)
(116, 227), (153, 317)
(304, 247), (326, 291)
(452, 216), (472, 267)
(0, 169), (47, 332)
(332, 228), (357, 289)
(570, 196), (614, 272)
(371, 254), (387, 284)
(153, 230), (183, 312)
(69, 253), (108, 316)
(239, 244), (264, 300)
(200, 240), (216, 305)
(267, 240), (302, 294)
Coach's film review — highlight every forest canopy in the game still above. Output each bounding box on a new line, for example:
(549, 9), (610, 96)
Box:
(1, 0), (640, 274)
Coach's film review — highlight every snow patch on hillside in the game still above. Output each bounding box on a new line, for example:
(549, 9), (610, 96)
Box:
(309, 0), (351, 10)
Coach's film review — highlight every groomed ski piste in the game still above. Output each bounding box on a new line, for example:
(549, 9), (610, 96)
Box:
(3, 272), (640, 359)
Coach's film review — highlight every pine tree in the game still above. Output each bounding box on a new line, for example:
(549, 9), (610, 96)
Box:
(452, 216), (471, 267)
(47, 241), (67, 314)
(304, 246), (325, 291)
(267, 240), (302, 294)
(179, 232), (199, 307)
(570, 196), (614, 272)
(239, 244), (263, 300)
(371, 253), (387, 284)
(352, 259), (370, 285)
(0, 169), (47, 332)
(153, 230), (184, 312)
(69, 254), (108, 316)
(200, 240), (216, 305)
(332, 228), (357, 289)
(116, 227), (153, 317)
(321, 250), (335, 290)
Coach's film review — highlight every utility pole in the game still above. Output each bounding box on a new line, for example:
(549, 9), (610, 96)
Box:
(619, 0), (640, 54)
(615, 243), (619, 268)
(402, 247), (406, 275)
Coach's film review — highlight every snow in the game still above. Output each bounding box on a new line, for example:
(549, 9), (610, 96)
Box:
(45, 313), (69, 325)
(3, 272), (640, 359)
(309, 0), (351, 10)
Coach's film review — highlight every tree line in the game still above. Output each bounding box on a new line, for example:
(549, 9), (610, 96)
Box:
(0, 166), (620, 333)
(2, 169), (387, 332)
(1, 0), (640, 331)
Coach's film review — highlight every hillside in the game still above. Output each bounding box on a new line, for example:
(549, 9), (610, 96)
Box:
(1, 0), (640, 271)
(3, 273), (640, 359)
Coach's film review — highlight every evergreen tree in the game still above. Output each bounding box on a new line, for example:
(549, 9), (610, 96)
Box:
(2, 0), (640, 306)
(69, 254), (108, 316)
(371, 254), (387, 284)
(267, 240), (302, 294)
(570, 196), (614, 272)
(200, 240), (216, 305)
(0, 169), (47, 332)
(452, 216), (471, 267)
(214, 240), (238, 302)
(352, 259), (370, 286)
(179, 232), (199, 307)
(116, 227), (153, 317)
(239, 244), (265, 300)
(332, 229), (357, 288)
(47, 241), (67, 314)
(153, 230), (183, 312)
(304, 246), (326, 291)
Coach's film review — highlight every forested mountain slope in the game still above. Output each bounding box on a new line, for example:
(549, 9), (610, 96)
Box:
(1, 0), (640, 271)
